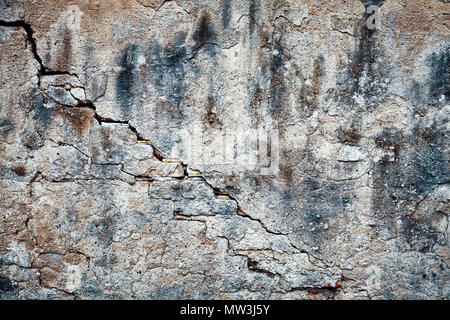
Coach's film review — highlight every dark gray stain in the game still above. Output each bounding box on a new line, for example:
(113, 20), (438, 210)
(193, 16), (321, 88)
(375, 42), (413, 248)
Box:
(409, 48), (449, 110)
(0, 274), (14, 292)
(371, 127), (449, 251)
(193, 13), (216, 49)
(89, 216), (116, 246)
(115, 44), (139, 119)
(247, 84), (266, 127)
(93, 253), (118, 272)
(0, 0), (10, 10)
(332, 1), (387, 111)
(299, 55), (324, 115)
(337, 125), (362, 145)
(301, 179), (344, 233)
(99, 130), (126, 163)
(221, 0), (232, 29)
(81, 274), (103, 297)
(375, 129), (448, 199)
(147, 33), (187, 108)
(402, 216), (442, 253)
(30, 88), (53, 126)
(410, 80), (426, 108)
(428, 48), (449, 106)
(348, 22), (378, 100)
(283, 174), (349, 256)
(0, 119), (12, 132)
(249, 0), (257, 34)
(269, 29), (285, 116)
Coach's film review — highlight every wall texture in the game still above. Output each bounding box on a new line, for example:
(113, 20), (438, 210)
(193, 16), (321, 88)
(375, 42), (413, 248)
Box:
(0, 0), (449, 299)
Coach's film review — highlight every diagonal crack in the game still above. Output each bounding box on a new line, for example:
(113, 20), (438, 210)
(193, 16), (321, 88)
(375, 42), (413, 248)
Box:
(1, 18), (318, 270)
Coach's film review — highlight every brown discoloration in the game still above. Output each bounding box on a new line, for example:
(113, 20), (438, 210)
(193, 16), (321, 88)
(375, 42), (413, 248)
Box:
(170, 183), (182, 193)
(23, 132), (41, 150)
(237, 208), (248, 217)
(311, 57), (322, 106)
(11, 165), (27, 176)
(39, 267), (59, 287)
(300, 56), (323, 112)
(203, 96), (220, 129)
(390, 0), (448, 59)
(99, 127), (114, 160)
(257, 23), (270, 45)
(279, 165), (293, 184)
(199, 228), (214, 246)
(374, 135), (400, 161)
(45, 39), (51, 67)
(250, 87), (263, 111)
(155, 100), (183, 121)
(60, 27), (72, 71)
(337, 126), (362, 145)
(53, 106), (94, 136)
(31, 220), (63, 253)
(33, 252), (87, 269)
(417, 107), (428, 117)
(46, 25), (73, 72)
(350, 59), (363, 81)
(420, 128), (437, 141)
(31, 251), (88, 293)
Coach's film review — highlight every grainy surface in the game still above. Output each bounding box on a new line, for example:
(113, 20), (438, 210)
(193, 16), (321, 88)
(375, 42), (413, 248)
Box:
(0, 0), (449, 299)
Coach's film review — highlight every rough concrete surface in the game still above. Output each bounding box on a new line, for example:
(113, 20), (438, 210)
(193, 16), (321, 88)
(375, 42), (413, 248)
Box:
(0, 0), (449, 300)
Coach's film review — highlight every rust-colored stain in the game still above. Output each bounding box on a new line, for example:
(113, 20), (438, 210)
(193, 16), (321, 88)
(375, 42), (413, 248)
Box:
(53, 106), (94, 136)
(307, 289), (323, 295)
(327, 283), (339, 289)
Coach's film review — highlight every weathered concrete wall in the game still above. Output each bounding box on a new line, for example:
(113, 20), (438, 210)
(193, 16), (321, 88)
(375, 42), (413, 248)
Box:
(0, 0), (448, 299)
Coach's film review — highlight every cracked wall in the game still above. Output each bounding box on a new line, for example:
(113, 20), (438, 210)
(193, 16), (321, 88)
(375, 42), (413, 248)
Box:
(0, 0), (449, 299)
